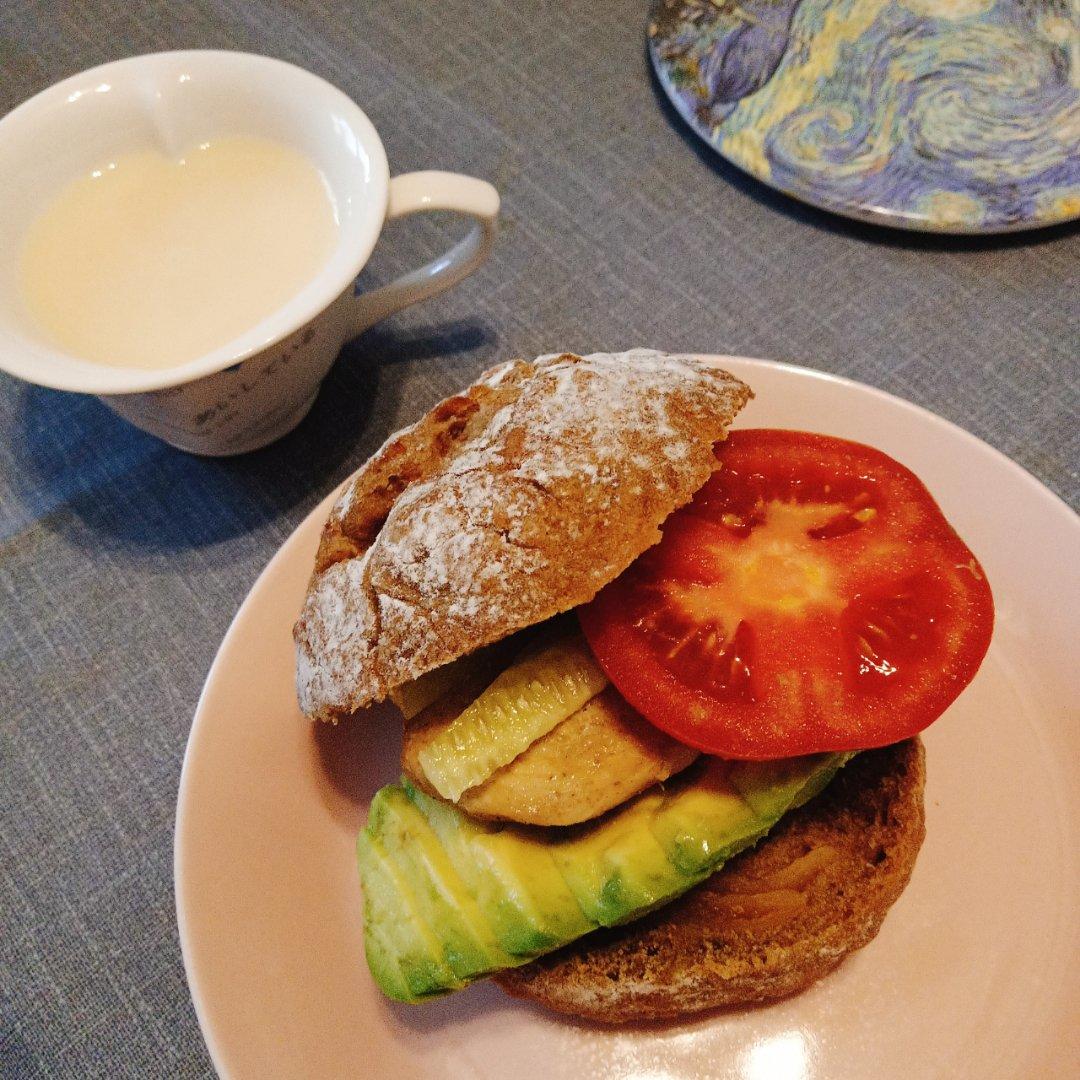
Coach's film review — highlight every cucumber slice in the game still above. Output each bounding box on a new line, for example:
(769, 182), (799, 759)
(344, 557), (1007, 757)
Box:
(416, 636), (608, 801)
(389, 649), (492, 720)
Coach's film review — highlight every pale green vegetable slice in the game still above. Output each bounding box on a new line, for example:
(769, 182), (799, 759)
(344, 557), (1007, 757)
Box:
(389, 652), (484, 720)
(389, 639), (513, 720)
(389, 678), (445, 722)
(416, 635), (608, 801)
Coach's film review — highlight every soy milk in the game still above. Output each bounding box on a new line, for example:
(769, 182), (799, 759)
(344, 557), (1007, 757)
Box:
(20, 135), (337, 369)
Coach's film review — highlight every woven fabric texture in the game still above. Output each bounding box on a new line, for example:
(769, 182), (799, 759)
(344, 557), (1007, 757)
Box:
(0, 1), (1077, 1077)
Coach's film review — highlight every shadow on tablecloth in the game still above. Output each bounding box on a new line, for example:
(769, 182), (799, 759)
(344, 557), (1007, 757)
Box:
(5, 318), (493, 553)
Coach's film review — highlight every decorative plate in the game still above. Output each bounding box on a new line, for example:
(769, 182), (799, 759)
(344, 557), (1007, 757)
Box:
(648, 0), (1080, 232)
(175, 357), (1080, 1078)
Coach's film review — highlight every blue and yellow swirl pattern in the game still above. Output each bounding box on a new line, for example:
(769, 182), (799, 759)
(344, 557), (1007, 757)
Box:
(649, 0), (1080, 231)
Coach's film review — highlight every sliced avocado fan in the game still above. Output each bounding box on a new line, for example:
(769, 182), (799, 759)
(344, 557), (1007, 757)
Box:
(357, 751), (854, 1002)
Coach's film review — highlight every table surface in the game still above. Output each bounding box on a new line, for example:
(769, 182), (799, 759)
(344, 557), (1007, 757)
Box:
(1, 2), (1077, 1077)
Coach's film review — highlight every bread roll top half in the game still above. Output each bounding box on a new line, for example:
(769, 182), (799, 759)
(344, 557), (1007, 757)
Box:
(294, 350), (752, 722)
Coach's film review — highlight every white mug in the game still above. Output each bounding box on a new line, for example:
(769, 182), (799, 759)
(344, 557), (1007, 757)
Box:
(0, 51), (499, 455)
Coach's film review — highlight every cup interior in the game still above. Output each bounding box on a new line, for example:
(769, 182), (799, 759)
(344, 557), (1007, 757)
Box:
(0, 51), (389, 393)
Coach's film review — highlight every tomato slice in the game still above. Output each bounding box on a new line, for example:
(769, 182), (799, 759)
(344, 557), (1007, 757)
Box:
(578, 430), (994, 758)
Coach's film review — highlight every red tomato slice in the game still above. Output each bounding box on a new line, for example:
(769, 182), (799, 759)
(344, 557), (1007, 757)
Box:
(578, 430), (994, 758)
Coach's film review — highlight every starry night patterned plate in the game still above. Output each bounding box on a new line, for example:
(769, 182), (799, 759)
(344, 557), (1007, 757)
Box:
(648, 0), (1080, 232)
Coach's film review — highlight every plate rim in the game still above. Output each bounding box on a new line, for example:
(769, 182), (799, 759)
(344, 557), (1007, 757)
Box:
(645, 12), (1080, 236)
(174, 354), (1079, 1078)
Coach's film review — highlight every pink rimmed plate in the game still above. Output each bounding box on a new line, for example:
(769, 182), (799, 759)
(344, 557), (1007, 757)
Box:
(175, 357), (1079, 1079)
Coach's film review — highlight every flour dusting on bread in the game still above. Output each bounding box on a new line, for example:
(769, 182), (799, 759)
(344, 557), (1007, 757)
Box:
(294, 350), (752, 722)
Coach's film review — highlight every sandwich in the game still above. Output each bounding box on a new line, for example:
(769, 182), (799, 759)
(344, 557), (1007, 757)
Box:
(293, 349), (993, 1023)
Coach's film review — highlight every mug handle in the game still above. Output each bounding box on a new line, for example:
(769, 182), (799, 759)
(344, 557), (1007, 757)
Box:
(343, 170), (500, 338)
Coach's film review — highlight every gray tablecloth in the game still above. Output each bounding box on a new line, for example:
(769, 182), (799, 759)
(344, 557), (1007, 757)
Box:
(1, 2), (1076, 1077)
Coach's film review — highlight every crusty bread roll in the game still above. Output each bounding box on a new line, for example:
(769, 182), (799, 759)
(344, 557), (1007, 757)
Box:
(294, 350), (752, 723)
(494, 739), (926, 1022)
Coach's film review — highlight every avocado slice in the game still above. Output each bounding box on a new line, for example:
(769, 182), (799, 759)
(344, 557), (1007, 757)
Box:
(371, 786), (511, 980)
(649, 759), (763, 875)
(356, 830), (462, 1000)
(551, 791), (690, 926)
(406, 783), (591, 956)
(359, 889), (414, 1003)
(729, 752), (855, 818)
(359, 754), (851, 1001)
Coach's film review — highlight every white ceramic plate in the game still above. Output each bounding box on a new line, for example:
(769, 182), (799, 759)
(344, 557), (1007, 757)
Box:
(175, 357), (1080, 1080)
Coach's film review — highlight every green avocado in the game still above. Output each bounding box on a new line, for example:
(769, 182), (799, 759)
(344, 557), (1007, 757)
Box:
(369, 786), (510, 981)
(354, 848), (412, 1002)
(406, 783), (591, 956)
(359, 753), (850, 1002)
(355, 831), (462, 1000)
(729, 752), (856, 818)
(649, 759), (765, 875)
(551, 791), (689, 926)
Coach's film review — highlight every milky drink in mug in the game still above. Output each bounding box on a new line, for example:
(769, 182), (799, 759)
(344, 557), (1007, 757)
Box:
(20, 135), (339, 371)
(0, 51), (499, 454)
